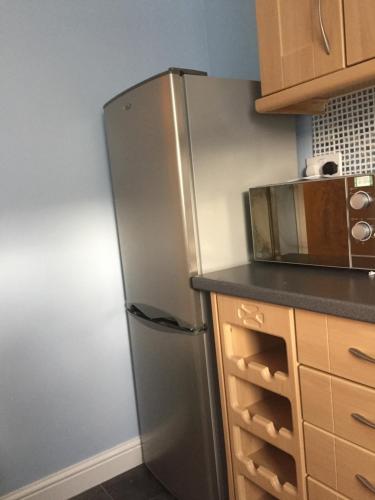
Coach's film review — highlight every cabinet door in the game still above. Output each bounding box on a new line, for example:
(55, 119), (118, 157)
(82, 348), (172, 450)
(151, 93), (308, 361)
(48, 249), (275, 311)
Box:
(344, 0), (375, 65)
(256, 0), (345, 95)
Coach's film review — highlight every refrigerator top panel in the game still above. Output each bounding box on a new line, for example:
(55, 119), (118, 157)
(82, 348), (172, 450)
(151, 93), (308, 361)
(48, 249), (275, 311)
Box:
(104, 72), (203, 328)
(103, 67), (206, 108)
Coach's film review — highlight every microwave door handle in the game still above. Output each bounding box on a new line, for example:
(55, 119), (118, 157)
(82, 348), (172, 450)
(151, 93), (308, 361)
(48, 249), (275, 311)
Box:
(126, 303), (205, 335)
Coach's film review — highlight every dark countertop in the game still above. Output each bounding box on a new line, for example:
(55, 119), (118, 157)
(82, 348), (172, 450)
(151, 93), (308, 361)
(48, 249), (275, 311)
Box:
(192, 262), (375, 324)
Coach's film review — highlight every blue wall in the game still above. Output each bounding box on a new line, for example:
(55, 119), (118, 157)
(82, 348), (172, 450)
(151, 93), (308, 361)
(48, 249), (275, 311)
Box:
(0, 0), (260, 494)
(203, 0), (259, 79)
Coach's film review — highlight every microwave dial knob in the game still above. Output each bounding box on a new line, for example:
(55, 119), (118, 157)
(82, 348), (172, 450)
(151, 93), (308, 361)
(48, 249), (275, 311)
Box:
(351, 221), (374, 242)
(350, 191), (372, 210)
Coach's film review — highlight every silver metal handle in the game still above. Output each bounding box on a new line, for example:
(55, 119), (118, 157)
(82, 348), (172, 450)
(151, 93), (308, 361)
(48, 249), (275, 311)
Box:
(356, 474), (375, 494)
(318, 0), (331, 55)
(349, 347), (375, 364)
(352, 413), (375, 430)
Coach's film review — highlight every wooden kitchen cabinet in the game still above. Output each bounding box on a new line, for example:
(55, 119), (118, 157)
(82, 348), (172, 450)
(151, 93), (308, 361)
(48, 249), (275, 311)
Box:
(211, 293), (307, 500)
(255, 0), (375, 113)
(210, 293), (375, 499)
(344, 0), (375, 66)
(256, 0), (345, 96)
(297, 309), (375, 499)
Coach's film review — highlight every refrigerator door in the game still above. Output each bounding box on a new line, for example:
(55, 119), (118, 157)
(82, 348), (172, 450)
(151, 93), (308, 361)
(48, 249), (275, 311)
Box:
(127, 311), (221, 500)
(104, 72), (225, 500)
(184, 75), (297, 273)
(104, 73), (202, 328)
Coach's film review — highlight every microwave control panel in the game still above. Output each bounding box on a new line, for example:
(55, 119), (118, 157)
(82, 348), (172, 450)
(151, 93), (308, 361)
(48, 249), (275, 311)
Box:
(347, 175), (375, 268)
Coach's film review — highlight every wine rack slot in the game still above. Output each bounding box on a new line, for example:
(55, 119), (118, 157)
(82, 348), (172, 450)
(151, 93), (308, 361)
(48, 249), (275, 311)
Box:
(237, 474), (277, 500)
(223, 324), (290, 397)
(234, 426), (298, 500)
(228, 375), (295, 455)
(211, 294), (306, 500)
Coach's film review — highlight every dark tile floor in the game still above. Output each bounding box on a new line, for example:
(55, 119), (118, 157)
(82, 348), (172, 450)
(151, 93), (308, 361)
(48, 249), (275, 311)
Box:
(70, 465), (176, 500)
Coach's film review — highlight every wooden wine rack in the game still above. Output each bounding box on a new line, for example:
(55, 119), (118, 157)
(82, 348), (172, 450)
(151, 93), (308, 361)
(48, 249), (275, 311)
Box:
(211, 293), (307, 500)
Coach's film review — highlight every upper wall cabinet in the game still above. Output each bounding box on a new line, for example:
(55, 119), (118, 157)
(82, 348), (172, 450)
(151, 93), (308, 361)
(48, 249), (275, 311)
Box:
(344, 0), (375, 65)
(256, 0), (345, 96)
(255, 0), (375, 114)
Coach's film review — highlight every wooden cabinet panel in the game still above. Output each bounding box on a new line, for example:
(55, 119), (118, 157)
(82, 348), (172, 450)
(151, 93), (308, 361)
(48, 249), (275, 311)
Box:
(295, 309), (330, 371)
(344, 0), (375, 65)
(327, 315), (375, 388)
(217, 295), (293, 337)
(255, 0), (284, 95)
(255, 0), (345, 95)
(304, 422), (337, 490)
(299, 366), (334, 432)
(307, 477), (349, 500)
(211, 294), (236, 500)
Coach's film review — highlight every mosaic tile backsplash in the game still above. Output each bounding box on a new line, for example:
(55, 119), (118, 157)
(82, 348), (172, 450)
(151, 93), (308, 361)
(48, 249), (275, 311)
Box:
(312, 86), (375, 175)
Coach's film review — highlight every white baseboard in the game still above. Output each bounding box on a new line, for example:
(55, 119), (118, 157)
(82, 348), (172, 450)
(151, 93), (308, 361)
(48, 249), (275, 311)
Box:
(0, 437), (142, 500)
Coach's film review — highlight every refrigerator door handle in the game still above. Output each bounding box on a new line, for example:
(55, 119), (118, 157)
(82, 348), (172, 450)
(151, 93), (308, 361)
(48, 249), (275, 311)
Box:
(126, 303), (206, 335)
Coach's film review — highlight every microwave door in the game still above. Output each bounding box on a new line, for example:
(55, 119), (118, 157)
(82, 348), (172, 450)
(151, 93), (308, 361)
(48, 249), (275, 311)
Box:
(270, 184), (299, 259)
(250, 185), (300, 262)
(250, 187), (276, 260)
(250, 178), (350, 268)
(302, 179), (349, 267)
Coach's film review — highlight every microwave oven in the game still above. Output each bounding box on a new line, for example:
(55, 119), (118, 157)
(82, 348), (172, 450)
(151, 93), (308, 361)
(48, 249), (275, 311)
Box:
(249, 174), (375, 271)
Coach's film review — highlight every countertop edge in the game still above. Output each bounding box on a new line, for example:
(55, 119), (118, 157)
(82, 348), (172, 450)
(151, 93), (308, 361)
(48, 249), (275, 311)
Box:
(192, 276), (375, 324)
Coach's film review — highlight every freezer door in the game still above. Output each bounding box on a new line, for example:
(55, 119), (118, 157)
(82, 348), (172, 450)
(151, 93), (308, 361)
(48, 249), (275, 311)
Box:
(104, 73), (202, 327)
(184, 75), (297, 273)
(127, 313), (222, 500)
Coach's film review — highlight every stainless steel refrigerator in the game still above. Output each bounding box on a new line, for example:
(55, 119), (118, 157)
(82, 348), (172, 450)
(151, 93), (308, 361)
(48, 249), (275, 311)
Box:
(103, 68), (297, 500)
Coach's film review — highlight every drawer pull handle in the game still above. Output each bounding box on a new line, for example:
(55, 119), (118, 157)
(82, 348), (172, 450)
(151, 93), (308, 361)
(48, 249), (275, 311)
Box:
(349, 347), (375, 364)
(356, 474), (375, 494)
(351, 413), (375, 429)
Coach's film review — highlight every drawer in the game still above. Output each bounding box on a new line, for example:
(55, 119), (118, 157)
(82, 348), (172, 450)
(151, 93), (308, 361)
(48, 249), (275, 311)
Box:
(328, 315), (375, 388)
(336, 436), (375, 500)
(296, 309), (375, 388)
(304, 422), (375, 499)
(300, 366), (375, 453)
(332, 376), (375, 454)
(217, 295), (293, 337)
(307, 477), (349, 500)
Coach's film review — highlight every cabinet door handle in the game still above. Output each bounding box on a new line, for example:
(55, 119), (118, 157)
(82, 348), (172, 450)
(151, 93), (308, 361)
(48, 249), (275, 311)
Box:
(318, 0), (331, 55)
(349, 347), (375, 364)
(351, 413), (375, 429)
(356, 474), (375, 494)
